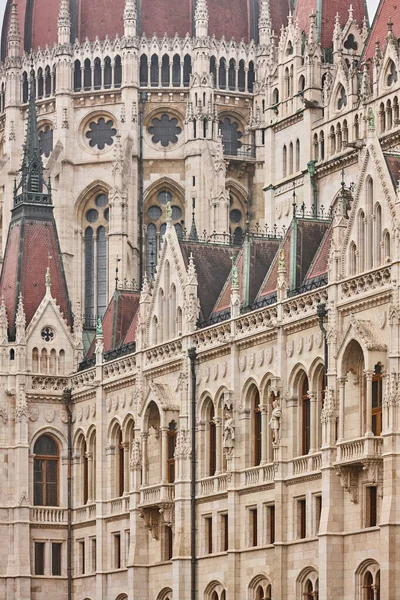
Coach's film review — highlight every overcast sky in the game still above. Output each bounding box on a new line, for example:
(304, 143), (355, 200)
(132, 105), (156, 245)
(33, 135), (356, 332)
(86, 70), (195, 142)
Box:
(0, 0), (383, 47)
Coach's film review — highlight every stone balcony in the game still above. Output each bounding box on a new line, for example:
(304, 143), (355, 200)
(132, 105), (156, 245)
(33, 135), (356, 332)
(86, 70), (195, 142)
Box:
(139, 484), (175, 508)
(138, 484), (175, 540)
(334, 436), (383, 504)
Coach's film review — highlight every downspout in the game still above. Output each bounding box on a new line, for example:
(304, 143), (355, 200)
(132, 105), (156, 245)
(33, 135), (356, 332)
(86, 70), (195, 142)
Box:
(188, 347), (197, 600)
(63, 388), (73, 600)
(138, 92), (147, 289)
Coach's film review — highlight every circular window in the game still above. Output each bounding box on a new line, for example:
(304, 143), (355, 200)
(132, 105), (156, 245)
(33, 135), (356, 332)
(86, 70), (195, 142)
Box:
(172, 205), (182, 220)
(230, 209), (242, 223)
(85, 117), (117, 150)
(148, 114), (182, 147)
(148, 206), (162, 220)
(86, 209), (98, 223)
(41, 327), (55, 342)
(95, 193), (108, 208)
(158, 191), (172, 205)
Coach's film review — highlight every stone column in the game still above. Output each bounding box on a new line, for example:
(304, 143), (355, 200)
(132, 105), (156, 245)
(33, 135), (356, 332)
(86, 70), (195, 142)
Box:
(337, 378), (346, 440)
(308, 392), (317, 453)
(161, 427), (168, 483)
(365, 370), (374, 436)
(141, 433), (149, 486)
(260, 404), (269, 464)
(215, 418), (222, 474)
(122, 442), (129, 494)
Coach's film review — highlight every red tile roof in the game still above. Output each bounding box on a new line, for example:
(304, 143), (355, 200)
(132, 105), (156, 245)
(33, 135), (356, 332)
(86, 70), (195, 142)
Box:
(363, 0), (400, 63)
(305, 222), (333, 280)
(295, 0), (367, 48)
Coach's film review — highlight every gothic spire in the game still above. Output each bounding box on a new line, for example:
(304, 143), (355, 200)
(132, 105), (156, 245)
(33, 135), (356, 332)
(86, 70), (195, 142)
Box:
(259, 0), (272, 46)
(194, 0), (209, 38)
(14, 70), (51, 208)
(58, 0), (71, 45)
(124, 0), (137, 38)
(7, 3), (20, 58)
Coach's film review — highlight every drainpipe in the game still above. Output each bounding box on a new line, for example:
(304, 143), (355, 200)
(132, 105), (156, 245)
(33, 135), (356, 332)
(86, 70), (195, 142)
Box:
(63, 388), (73, 600)
(188, 347), (197, 600)
(138, 91), (147, 289)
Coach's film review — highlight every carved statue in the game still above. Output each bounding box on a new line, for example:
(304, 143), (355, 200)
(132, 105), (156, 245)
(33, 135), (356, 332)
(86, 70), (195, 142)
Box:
(269, 398), (282, 443)
(96, 316), (103, 337)
(368, 107), (375, 129)
(232, 264), (239, 288)
(223, 414), (235, 456)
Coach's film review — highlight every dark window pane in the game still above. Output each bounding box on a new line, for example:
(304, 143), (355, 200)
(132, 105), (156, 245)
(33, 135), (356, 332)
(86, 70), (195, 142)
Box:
(97, 226), (107, 316)
(85, 228), (94, 316)
(148, 206), (162, 220)
(86, 209), (98, 223)
(158, 190), (172, 205)
(95, 193), (108, 208)
(52, 543), (62, 576)
(220, 117), (243, 156)
(35, 542), (45, 575)
(171, 206), (181, 220)
(230, 209), (242, 224)
(39, 126), (54, 158)
(114, 56), (122, 87)
(34, 435), (58, 456)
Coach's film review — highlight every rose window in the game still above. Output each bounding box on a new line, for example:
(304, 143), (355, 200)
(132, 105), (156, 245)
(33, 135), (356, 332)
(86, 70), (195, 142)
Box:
(86, 117), (117, 150)
(148, 114), (182, 147)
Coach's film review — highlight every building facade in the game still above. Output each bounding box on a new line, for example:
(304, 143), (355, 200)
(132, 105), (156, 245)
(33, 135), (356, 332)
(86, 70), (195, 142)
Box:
(0, 0), (399, 598)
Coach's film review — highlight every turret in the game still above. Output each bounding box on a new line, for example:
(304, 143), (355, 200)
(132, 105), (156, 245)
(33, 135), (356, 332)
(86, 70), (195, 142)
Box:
(259, 0), (272, 47)
(194, 0), (209, 38)
(124, 0), (137, 38)
(7, 3), (20, 58)
(57, 0), (71, 45)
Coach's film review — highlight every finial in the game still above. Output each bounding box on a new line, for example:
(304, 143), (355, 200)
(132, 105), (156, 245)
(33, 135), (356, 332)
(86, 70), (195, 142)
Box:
(189, 198), (198, 242)
(45, 265), (52, 296)
(388, 17), (393, 33)
(194, 0), (209, 37)
(231, 256), (239, 288)
(292, 182), (297, 217)
(348, 4), (354, 20)
(187, 252), (197, 277)
(124, 0), (137, 37)
(259, 0), (272, 45)
(8, 3), (20, 48)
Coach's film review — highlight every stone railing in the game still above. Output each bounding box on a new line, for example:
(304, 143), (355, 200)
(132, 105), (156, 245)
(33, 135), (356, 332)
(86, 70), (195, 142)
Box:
(73, 503), (96, 523)
(71, 368), (96, 390)
(31, 376), (68, 391)
(336, 436), (383, 463)
(198, 474), (230, 497)
(31, 507), (66, 524)
(340, 266), (391, 300)
(241, 464), (275, 488)
(107, 496), (131, 515)
(282, 289), (328, 321)
(235, 307), (276, 337)
(193, 322), (232, 351)
(139, 484), (175, 507)
(290, 452), (322, 477)
(145, 339), (183, 365)
(103, 355), (136, 380)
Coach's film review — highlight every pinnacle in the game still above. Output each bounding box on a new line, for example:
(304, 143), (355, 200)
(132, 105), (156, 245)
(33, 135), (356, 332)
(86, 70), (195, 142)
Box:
(58, 0), (70, 27)
(8, 3), (20, 43)
(259, 0), (272, 29)
(124, 0), (137, 21)
(195, 0), (209, 21)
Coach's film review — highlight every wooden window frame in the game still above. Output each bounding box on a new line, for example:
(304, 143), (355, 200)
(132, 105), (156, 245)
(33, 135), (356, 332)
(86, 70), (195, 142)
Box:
(366, 486), (377, 528)
(205, 516), (213, 554)
(250, 507), (258, 547)
(78, 540), (85, 575)
(33, 436), (60, 507)
(222, 513), (228, 552)
(267, 504), (275, 544)
(298, 498), (307, 539)
(114, 533), (121, 569)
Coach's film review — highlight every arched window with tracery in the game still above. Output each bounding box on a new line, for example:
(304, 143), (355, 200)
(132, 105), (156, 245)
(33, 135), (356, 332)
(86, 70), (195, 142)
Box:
(34, 435), (59, 506)
(83, 192), (109, 318)
(374, 203), (382, 266)
(228, 59), (236, 91)
(45, 66), (52, 96)
(114, 56), (122, 87)
(319, 131), (325, 160)
(84, 58), (92, 91)
(161, 54), (170, 87)
(37, 68), (44, 98)
(238, 60), (246, 92)
(183, 55), (192, 87)
(289, 142), (294, 174)
(209, 404), (217, 476)
(330, 125), (336, 155)
(383, 230), (391, 263)
(379, 102), (386, 133)
(313, 134), (318, 160)
(22, 71), (28, 103)
(248, 61), (255, 93)
(251, 386), (262, 466)
(296, 138), (300, 171)
(219, 58), (227, 90)
(104, 56), (112, 89)
(151, 54), (159, 87)
(358, 209), (365, 272)
(356, 561), (380, 600)
(173, 54), (181, 86)
(283, 144), (287, 177)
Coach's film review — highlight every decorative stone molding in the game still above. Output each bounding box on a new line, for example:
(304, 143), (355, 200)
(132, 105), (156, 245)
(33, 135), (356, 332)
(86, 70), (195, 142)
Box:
(139, 507), (160, 540)
(336, 464), (361, 503)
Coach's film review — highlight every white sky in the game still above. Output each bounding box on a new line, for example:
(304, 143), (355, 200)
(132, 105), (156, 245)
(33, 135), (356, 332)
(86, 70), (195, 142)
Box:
(0, 0), (383, 49)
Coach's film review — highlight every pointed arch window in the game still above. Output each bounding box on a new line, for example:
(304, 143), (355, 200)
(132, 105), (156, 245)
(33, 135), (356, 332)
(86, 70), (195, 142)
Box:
(173, 55), (181, 86)
(84, 59), (92, 91)
(228, 59), (236, 91)
(34, 435), (59, 506)
(37, 68), (44, 98)
(238, 60), (246, 92)
(104, 56), (112, 89)
(151, 55), (159, 87)
(219, 58), (227, 90)
(83, 193), (109, 318)
(337, 85), (347, 110)
(248, 61), (255, 93)
(114, 56), (122, 87)
(45, 66), (52, 96)
(210, 56), (217, 87)
(253, 389), (262, 466)
(387, 60), (398, 86)
(140, 55), (148, 86)
(74, 60), (82, 91)
(161, 54), (170, 87)
(183, 55), (192, 87)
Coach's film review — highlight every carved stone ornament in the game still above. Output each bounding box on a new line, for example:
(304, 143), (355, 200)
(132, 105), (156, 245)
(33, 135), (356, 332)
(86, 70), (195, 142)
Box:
(44, 408), (55, 423)
(19, 490), (30, 506)
(0, 404), (7, 424)
(239, 356), (246, 372)
(159, 503), (174, 527)
(266, 348), (273, 364)
(249, 353), (255, 369)
(336, 465), (361, 503)
(130, 440), (142, 468)
(286, 341), (294, 358)
(362, 459), (383, 485)
(174, 429), (191, 459)
(256, 351), (264, 367)
(305, 335), (313, 352)
(139, 507), (160, 540)
(296, 337), (303, 354)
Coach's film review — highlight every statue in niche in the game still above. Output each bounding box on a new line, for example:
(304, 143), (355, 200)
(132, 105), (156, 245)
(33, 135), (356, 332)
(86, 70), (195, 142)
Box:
(223, 411), (235, 456)
(269, 397), (282, 443)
